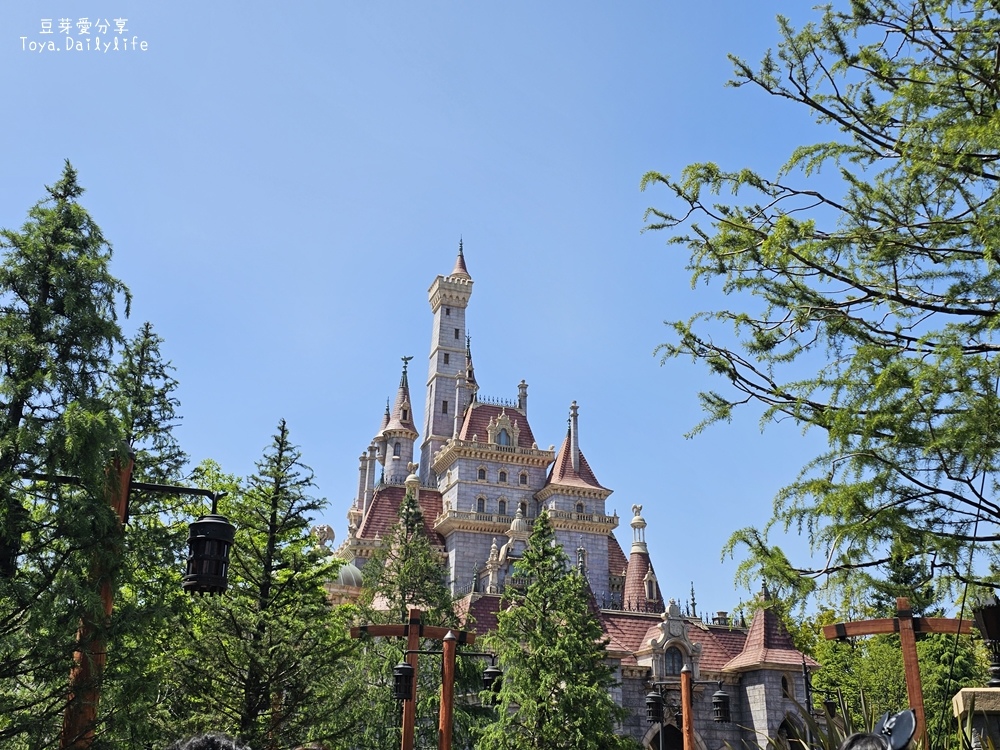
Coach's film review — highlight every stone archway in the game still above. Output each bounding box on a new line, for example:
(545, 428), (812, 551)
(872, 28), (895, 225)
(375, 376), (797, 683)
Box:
(643, 723), (684, 750)
(776, 717), (804, 750)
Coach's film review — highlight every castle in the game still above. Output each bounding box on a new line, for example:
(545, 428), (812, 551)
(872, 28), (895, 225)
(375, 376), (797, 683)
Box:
(333, 245), (817, 749)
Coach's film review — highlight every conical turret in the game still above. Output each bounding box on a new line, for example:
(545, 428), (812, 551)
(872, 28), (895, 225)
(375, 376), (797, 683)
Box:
(383, 356), (419, 481)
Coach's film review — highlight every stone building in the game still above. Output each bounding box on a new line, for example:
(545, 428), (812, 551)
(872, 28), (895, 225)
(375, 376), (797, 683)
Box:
(334, 245), (818, 749)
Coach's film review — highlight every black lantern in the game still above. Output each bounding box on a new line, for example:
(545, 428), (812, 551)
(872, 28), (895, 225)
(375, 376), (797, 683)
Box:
(712, 683), (731, 723)
(393, 661), (415, 701)
(182, 512), (236, 595)
(646, 690), (664, 724)
(973, 594), (1000, 687)
(483, 663), (503, 693)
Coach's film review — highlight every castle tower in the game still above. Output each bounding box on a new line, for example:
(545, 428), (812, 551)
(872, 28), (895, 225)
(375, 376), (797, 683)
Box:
(382, 357), (419, 482)
(536, 401), (616, 603)
(622, 505), (661, 611)
(420, 241), (474, 484)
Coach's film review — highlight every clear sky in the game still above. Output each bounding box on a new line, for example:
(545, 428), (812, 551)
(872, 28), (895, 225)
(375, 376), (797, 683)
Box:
(2, 2), (834, 616)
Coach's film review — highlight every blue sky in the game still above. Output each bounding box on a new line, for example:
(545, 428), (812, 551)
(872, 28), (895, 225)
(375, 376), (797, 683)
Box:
(2, 2), (833, 615)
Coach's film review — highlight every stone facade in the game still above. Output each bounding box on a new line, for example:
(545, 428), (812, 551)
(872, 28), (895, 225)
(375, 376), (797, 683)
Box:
(334, 245), (818, 749)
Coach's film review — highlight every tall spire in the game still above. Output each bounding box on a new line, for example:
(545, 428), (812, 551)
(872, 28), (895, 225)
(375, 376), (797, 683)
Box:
(465, 334), (478, 395)
(570, 401), (580, 472)
(385, 356), (417, 434)
(451, 238), (471, 279)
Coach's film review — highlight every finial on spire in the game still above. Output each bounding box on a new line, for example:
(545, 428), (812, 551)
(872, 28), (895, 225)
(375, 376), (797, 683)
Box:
(400, 355), (413, 387)
(690, 582), (697, 618)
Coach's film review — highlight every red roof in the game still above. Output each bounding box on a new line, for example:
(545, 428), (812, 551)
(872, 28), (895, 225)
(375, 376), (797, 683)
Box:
(623, 549), (661, 609)
(599, 611), (661, 663)
(383, 371), (417, 434)
(458, 403), (536, 449)
(687, 623), (749, 671)
(356, 484), (444, 545)
(608, 535), (628, 578)
(722, 607), (818, 671)
(545, 434), (607, 490)
(451, 243), (471, 279)
(456, 593), (503, 634)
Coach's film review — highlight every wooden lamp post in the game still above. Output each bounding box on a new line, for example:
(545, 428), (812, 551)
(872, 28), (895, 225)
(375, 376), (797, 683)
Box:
(351, 607), (495, 750)
(822, 596), (973, 749)
(52, 460), (235, 750)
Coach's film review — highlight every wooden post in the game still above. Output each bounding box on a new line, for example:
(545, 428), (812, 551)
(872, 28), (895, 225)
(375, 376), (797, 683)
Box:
(61, 455), (133, 750)
(350, 610), (475, 750)
(401, 608), (421, 750)
(681, 665), (695, 750)
(440, 631), (457, 750)
(822, 596), (973, 750)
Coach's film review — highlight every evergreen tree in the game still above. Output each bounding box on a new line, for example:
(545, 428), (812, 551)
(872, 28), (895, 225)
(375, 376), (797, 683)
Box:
(96, 322), (193, 748)
(165, 422), (352, 750)
(0, 163), (130, 747)
(479, 511), (634, 750)
(0, 160), (129, 576)
(336, 489), (488, 750)
(643, 0), (1000, 605)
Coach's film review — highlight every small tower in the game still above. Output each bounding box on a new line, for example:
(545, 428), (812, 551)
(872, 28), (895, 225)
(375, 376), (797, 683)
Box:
(623, 505), (661, 611)
(421, 242), (474, 484)
(383, 357), (419, 482)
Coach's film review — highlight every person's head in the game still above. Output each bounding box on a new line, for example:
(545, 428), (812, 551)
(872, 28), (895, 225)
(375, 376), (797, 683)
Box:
(166, 733), (251, 750)
(838, 733), (891, 750)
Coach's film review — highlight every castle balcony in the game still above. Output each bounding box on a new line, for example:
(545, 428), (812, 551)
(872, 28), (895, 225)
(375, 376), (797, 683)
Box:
(433, 508), (516, 535)
(432, 438), (555, 474)
(545, 507), (619, 533)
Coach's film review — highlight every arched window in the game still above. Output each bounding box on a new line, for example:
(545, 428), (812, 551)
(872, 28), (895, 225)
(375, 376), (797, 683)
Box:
(477, 467), (487, 481)
(498, 499), (507, 516)
(499, 470), (507, 483)
(664, 647), (683, 676)
(477, 497), (486, 513)
(393, 442), (401, 458)
(781, 675), (792, 699)
(519, 472), (528, 485)
(575, 502), (584, 514)
(497, 429), (511, 446)
(520, 501), (528, 516)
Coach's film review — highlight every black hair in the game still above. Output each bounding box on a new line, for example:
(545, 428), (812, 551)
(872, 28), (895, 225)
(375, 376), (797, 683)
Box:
(166, 733), (251, 750)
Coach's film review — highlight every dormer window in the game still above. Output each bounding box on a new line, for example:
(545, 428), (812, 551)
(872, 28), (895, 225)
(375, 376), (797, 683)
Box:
(402, 409), (409, 421)
(497, 429), (511, 446)
(499, 470), (507, 483)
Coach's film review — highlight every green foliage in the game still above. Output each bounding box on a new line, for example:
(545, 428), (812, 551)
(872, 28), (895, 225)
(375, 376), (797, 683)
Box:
(808, 610), (987, 748)
(162, 422), (352, 750)
(479, 511), (636, 750)
(0, 163), (135, 748)
(336, 489), (489, 750)
(644, 1), (1000, 607)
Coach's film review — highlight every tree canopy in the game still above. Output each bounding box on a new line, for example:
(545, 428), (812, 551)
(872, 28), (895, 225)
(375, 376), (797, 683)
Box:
(642, 0), (1000, 605)
(479, 510), (635, 750)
